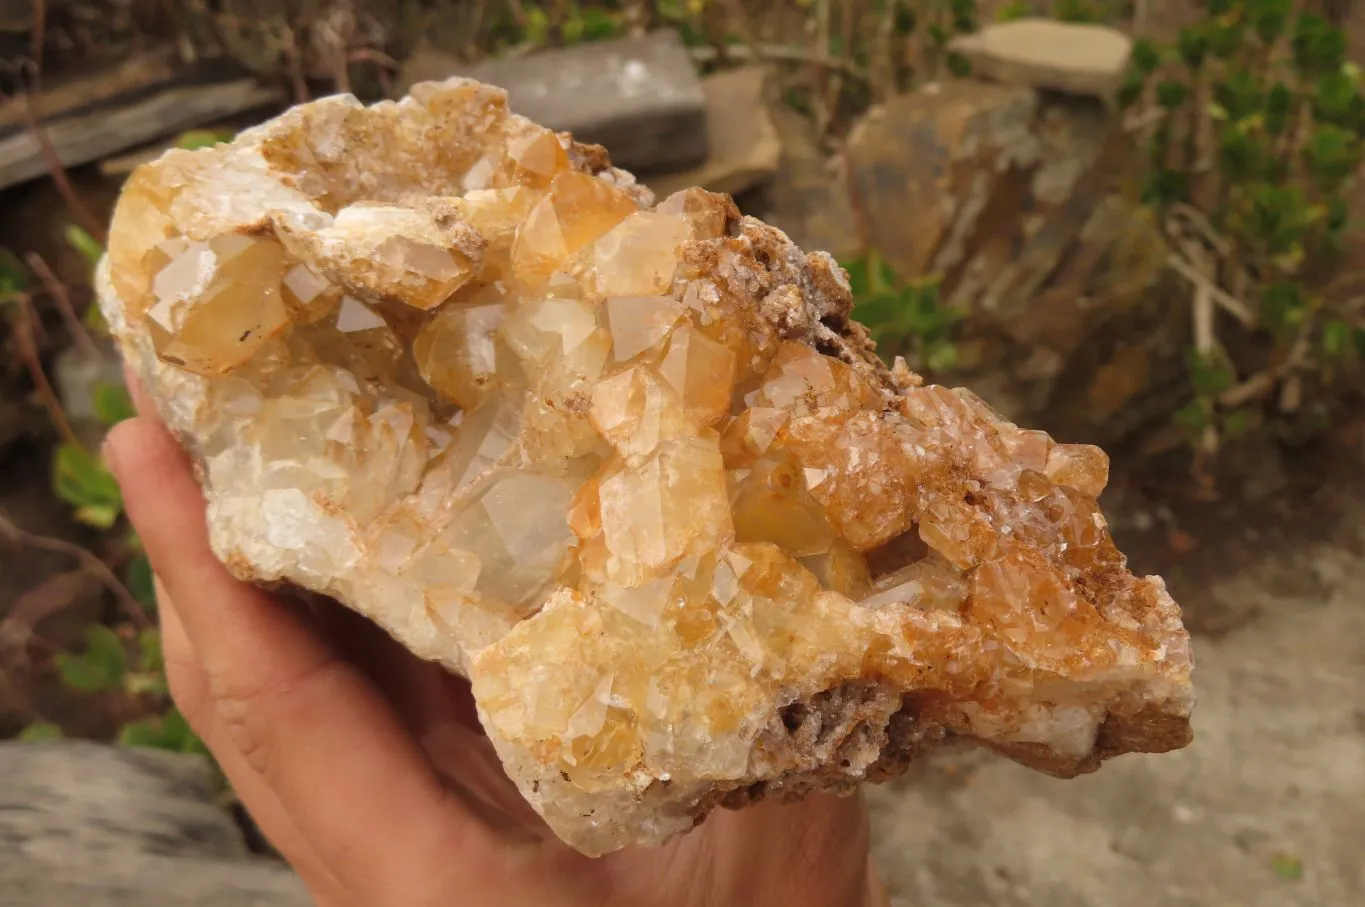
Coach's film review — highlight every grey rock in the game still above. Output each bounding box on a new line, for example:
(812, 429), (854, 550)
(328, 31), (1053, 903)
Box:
(0, 741), (310, 906)
(401, 31), (707, 174)
(646, 66), (781, 199)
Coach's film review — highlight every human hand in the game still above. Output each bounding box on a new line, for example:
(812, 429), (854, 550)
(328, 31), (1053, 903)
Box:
(104, 403), (888, 907)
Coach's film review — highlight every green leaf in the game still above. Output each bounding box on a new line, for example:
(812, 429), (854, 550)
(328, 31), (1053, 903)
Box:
(55, 624), (127, 693)
(91, 382), (136, 426)
(135, 627), (164, 674)
(64, 225), (103, 268)
(116, 719), (164, 748)
(1187, 349), (1234, 398)
(174, 129), (234, 151)
(125, 551), (157, 610)
(1174, 400), (1212, 433)
(52, 443), (123, 524)
(578, 7), (623, 43)
(1248, 0), (1292, 44)
(1177, 26), (1209, 69)
(83, 301), (109, 334)
(1208, 20), (1245, 59)
(839, 257), (873, 300)
(1218, 127), (1269, 182)
(1292, 13), (1345, 77)
(1117, 70), (1146, 110)
(1270, 853), (1303, 881)
(995, 0), (1031, 22)
(1131, 38), (1161, 75)
(1321, 319), (1352, 358)
(949, 0), (977, 33)
(1303, 124), (1361, 191)
(1222, 408), (1253, 439)
(925, 340), (959, 372)
(1260, 282), (1305, 336)
(1053, 0), (1102, 22)
(1312, 71), (1359, 126)
(1215, 69), (1265, 123)
(118, 708), (208, 755)
(1156, 80), (1190, 110)
(1265, 82), (1293, 135)
(946, 51), (972, 78)
(1141, 168), (1190, 207)
(0, 247), (31, 293)
(74, 503), (121, 530)
(18, 722), (64, 742)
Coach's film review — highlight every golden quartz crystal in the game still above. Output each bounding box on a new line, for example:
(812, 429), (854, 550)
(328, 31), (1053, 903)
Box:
(98, 80), (1193, 856)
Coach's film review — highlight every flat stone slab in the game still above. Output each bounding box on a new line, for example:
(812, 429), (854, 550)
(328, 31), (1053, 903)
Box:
(0, 741), (309, 906)
(949, 19), (1132, 100)
(646, 66), (780, 198)
(401, 31), (707, 174)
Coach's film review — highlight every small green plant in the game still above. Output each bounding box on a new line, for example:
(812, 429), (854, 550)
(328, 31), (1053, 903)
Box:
(842, 251), (963, 374)
(1122, 1), (1365, 454)
(14, 227), (195, 755)
(995, 0), (1125, 22)
(52, 443), (123, 529)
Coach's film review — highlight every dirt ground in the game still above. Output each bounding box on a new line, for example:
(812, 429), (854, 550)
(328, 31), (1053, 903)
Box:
(867, 479), (1365, 907)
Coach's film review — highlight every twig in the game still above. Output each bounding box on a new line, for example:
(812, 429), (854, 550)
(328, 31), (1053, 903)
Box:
(15, 90), (107, 244)
(25, 252), (98, 359)
(1166, 253), (1256, 327)
(30, 0), (45, 75)
(1123, 107), (1167, 133)
(688, 43), (871, 82)
(1218, 325), (1312, 408)
(10, 297), (84, 451)
(812, 0), (833, 136)
(0, 512), (153, 630)
(1167, 202), (1232, 256)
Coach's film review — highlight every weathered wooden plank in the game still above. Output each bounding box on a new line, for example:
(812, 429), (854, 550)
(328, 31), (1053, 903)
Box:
(0, 741), (310, 907)
(0, 78), (280, 191)
(401, 31), (708, 174)
(0, 47), (181, 132)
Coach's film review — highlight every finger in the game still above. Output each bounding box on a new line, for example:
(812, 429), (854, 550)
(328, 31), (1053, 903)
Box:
(313, 600), (483, 736)
(157, 576), (341, 896)
(105, 416), (499, 890)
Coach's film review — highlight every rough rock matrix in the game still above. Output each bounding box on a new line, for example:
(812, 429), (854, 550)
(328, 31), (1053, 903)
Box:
(98, 79), (1194, 856)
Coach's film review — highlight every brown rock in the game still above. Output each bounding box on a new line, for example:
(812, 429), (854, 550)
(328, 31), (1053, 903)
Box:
(845, 79), (1039, 281)
(760, 105), (865, 262)
(646, 67), (781, 199)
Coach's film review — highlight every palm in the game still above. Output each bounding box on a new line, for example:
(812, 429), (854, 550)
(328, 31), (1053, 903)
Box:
(109, 412), (878, 907)
(324, 607), (874, 907)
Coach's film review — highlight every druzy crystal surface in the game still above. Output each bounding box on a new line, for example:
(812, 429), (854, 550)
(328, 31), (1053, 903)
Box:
(98, 79), (1194, 856)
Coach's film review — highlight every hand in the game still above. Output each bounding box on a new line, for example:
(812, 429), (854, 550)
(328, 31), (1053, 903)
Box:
(104, 403), (888, 907)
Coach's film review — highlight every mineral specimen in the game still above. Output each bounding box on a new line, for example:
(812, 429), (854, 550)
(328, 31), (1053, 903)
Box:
(98, 79), (1194, 857)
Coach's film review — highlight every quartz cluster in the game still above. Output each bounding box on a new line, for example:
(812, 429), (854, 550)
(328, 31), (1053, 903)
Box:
(98, 78), (1194, 856)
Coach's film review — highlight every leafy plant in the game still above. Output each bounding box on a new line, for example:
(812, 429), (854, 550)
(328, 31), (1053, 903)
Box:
(1124, 0), (1365, 454)
(17, 722), (64, 742)
(52, 443), (123, 529)
(55, 624), (128, 693)
(843, 252), (962, 374)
